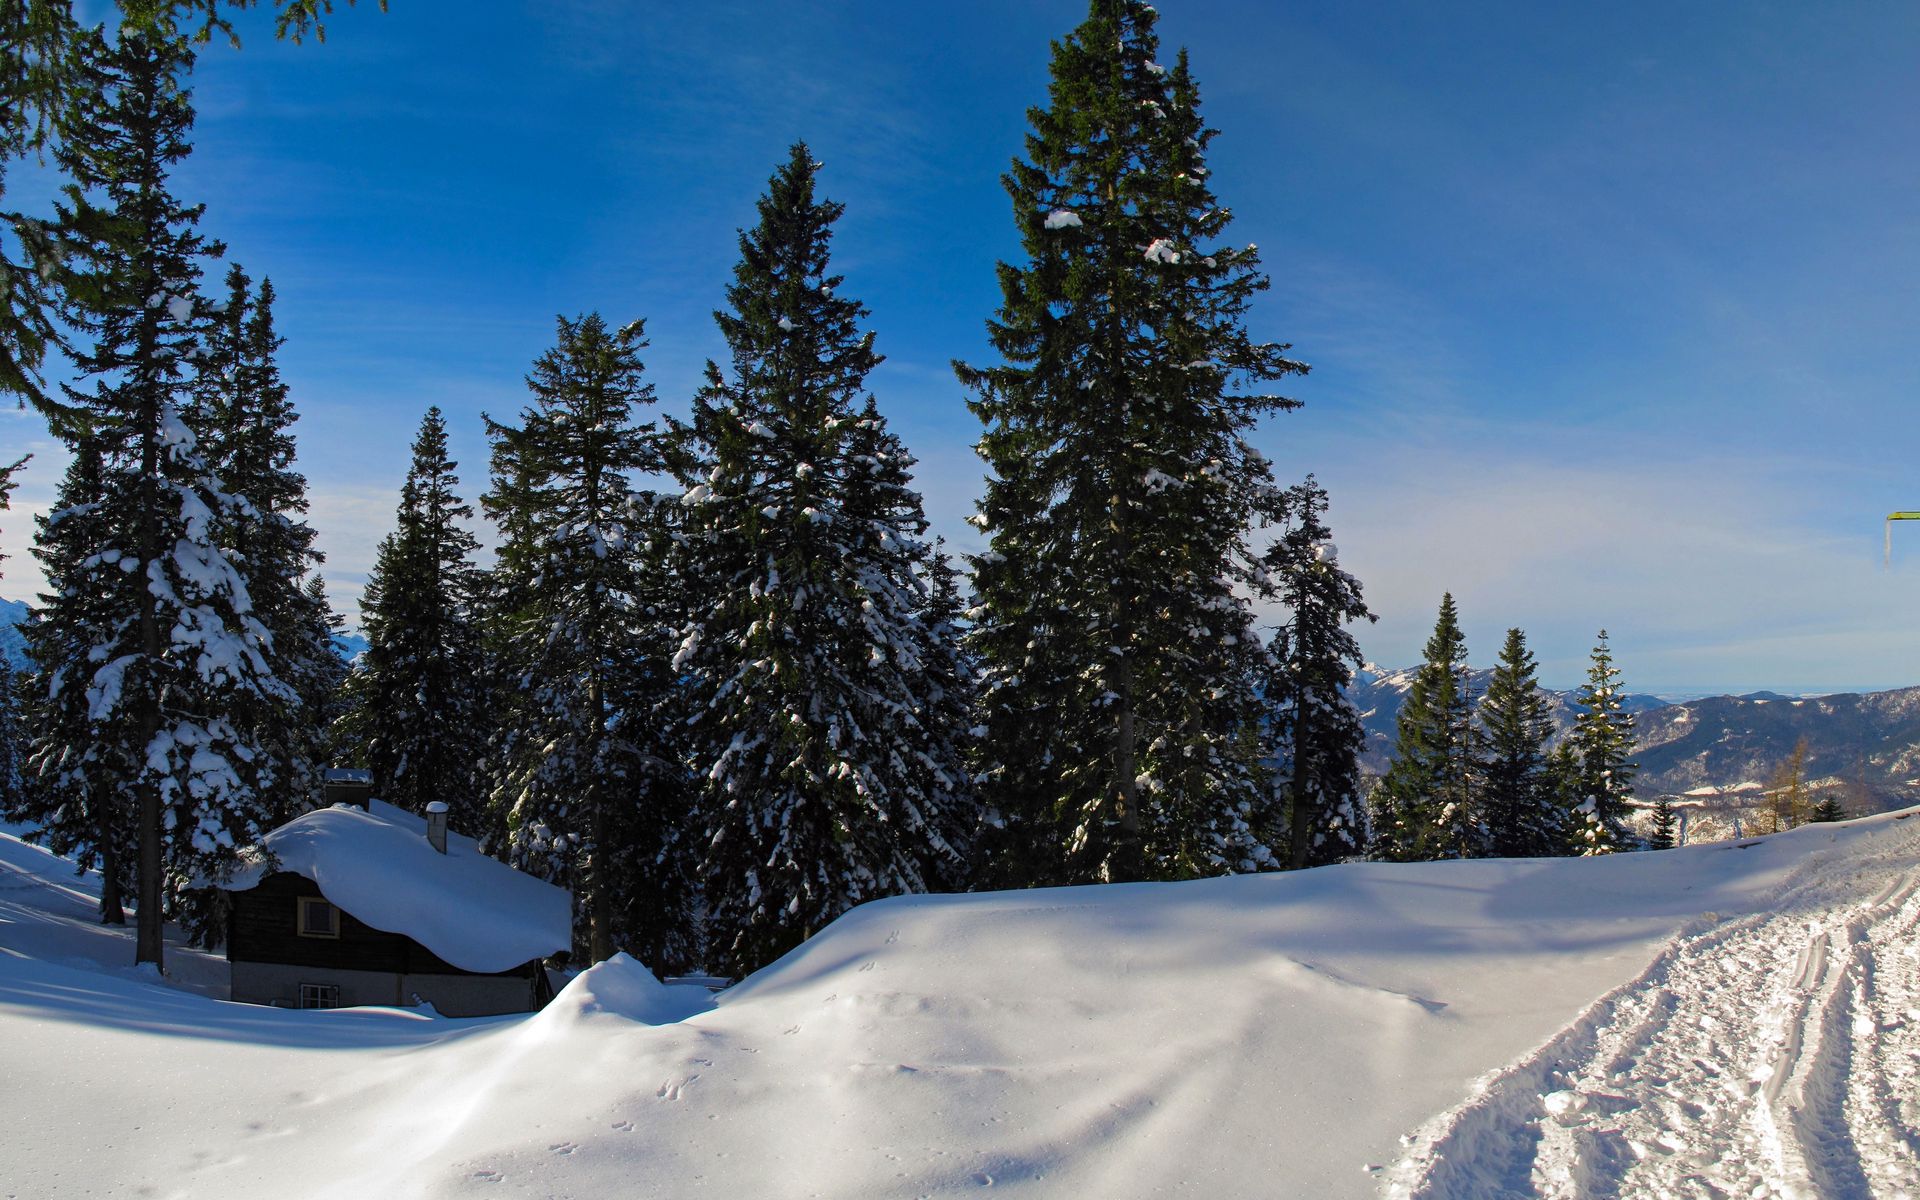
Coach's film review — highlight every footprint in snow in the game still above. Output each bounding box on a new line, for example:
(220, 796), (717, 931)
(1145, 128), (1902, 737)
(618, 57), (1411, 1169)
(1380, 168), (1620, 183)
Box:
(859, 961), (876, 972)
(610, 1120), (634, 1132)
(473, 1170), (503, 1183)
(549, 1141), (577, 1155)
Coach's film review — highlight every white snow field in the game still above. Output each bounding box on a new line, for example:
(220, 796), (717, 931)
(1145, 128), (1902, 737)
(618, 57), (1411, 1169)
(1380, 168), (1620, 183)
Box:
(3, 812), (1918, 1199)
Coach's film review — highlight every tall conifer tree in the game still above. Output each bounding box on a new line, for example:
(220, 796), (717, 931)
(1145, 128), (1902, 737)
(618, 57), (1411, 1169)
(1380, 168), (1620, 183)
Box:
(1260, 477), (1374, 868)
(959, 1), (1305, 885)
(11, 443), (138, 921)
(676, 145), (971, 977)
(484, 313), (693, 970)
(43, 28), (288, 965)
(0, 0), (80, 421)
(1647, 795), (1679, 848)
(1543, 740), (1583, 852)
(336, 407), (488, 824)
(194, 266), (340, 819)
(1370, 594), (1482, 861)
(1478, 628), (1563, 858)
(0, 458), (22, 809)
(1568, 630), (1638, 854)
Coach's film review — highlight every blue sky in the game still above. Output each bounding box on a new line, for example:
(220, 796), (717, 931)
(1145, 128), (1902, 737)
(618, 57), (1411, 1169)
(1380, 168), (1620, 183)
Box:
(4, 0), (1918, 695)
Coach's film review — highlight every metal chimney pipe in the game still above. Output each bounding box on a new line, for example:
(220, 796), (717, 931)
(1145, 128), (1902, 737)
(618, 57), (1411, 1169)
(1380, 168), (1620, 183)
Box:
(323, 768), (373, 810)
(425, 801), (448, 854)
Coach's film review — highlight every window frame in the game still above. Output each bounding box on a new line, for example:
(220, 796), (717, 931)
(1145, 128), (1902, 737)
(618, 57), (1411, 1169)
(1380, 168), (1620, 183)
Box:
(296, 895), (341, 939)
(298, 982), (340, 1010)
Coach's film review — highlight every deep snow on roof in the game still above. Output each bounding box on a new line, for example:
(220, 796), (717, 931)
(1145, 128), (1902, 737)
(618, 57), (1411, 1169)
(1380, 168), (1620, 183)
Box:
(219, 800), (570, 973)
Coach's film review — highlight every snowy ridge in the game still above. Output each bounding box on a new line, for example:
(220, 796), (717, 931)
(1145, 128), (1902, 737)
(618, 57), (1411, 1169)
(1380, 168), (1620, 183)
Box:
(1387, 814), (1920, 1198)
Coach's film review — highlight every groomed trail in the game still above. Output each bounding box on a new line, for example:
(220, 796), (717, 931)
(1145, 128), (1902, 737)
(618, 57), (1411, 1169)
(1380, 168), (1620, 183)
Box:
(1389, 813), (1920, 1200)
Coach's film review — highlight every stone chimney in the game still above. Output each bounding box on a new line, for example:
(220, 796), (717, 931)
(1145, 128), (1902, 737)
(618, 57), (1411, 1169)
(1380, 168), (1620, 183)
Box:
(425, 801), (449, 855)
(323, 768), (373, 810)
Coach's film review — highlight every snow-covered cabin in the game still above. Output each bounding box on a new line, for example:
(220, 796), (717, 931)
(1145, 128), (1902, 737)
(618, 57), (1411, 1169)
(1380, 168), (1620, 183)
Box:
(217, 795), (570, 1017)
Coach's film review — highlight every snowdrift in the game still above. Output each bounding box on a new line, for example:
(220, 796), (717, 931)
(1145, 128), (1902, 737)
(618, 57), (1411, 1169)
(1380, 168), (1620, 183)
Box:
(2, 812), (1917, 1198)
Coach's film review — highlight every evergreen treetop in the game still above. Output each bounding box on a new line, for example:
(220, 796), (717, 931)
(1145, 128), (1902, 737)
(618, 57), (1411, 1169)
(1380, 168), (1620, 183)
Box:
(192, 265), (337, 819)
(339, 405), (488, 825)
(484, 312), (693, 969)
(1261, 476), (1374, 868)
(1478, 627), (1562, 858)
(1568, 630), (1638, 854)
(1371, 593), (1482, 861)
(960, 0), (1305, 885)
(41, 27), (291, 964)
(1647, 794), (1678, 849)
(678, 144), (971, 977)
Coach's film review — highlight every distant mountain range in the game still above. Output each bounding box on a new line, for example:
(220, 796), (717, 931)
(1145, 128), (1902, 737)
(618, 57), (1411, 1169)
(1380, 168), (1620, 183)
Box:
(1350, 663), (1920, 812)
(0, 597), (368, 670)
(1633, 688), (1920, 805)
(1349, 663), (1669, 772)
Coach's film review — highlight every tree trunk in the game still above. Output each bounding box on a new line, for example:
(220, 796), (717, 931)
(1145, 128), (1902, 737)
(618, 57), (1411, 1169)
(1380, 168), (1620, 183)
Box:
(98, 796), (126, 925)
(134, 392), (165, 971)
(1286, 623), (1312, 871)
(1109, 593), (1142, 882)
(586, 672), (613, 964)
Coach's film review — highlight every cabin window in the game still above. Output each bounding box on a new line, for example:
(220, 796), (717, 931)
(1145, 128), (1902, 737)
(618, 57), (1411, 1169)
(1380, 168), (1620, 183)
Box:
(296, 896), (340, 938)
(298, 983), (339, 1010)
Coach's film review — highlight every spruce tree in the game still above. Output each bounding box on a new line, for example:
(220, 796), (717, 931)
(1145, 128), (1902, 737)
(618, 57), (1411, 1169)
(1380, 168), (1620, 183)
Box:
(1543, 740), (1583, 852)
(0, 0), (80, 420)
(1568, 630), (1638, 854)
(918, 539), (981, 889)
(42, 27), (289, 964)
(959, 1), (1305, 885)
(483, 312), (694, 970)
(677, 144), (972, 977)
(1808, 795), (1845, 824)
(0, 456), (26, 817)
(1260, 476), (1374, 868)
(1478, 627), (1563, 857)
(297, 572), (348, 759)
(1370, 594), (1482, 861)
(11, 443), (138, 921)
(194, 267), (339, 820)
(1647, 795), (1678, 848)
(336, 406), (489, 825)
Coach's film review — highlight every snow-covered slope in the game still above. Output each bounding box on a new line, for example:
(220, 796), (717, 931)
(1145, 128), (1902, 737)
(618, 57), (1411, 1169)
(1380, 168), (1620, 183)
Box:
(2, 812), (1918, 1198)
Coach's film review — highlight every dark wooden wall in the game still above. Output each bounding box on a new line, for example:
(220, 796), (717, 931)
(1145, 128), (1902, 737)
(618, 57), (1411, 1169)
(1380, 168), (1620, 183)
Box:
(227, 871), (533, 981)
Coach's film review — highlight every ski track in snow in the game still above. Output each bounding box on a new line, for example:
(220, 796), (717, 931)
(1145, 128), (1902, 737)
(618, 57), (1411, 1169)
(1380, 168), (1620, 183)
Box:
(1389, 817), (1920, 1200)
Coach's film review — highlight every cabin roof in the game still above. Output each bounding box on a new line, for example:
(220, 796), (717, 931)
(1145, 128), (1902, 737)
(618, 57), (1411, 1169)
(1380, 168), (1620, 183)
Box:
(218, 800), (570, 973)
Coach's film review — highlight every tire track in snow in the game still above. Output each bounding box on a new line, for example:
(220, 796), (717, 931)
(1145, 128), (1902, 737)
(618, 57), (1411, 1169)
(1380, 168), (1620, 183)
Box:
(1844, 878), (1920, 1197)
(1387, 821), (1920, 1200)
